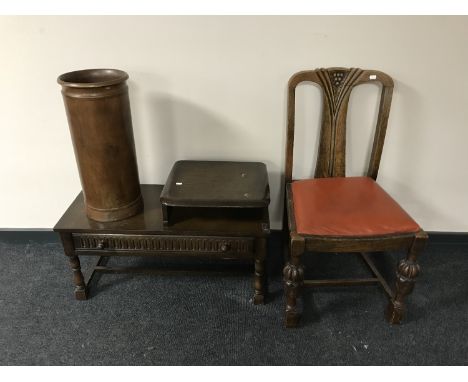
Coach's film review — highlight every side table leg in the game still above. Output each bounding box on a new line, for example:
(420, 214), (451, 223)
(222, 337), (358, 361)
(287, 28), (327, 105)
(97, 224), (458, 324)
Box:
(60, 232), (88, 300)
(69, 256), (88, 300)
(253, 237), (267, 305)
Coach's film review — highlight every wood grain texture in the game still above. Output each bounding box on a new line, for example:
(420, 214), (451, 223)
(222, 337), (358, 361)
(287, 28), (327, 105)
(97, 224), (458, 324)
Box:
(160, 161), (270, 208)
(55, 182), (270, 302)
(283, 234), (305, 327)
(72, 233), (254, 257)
(386, 230), (428, 324)
(58, 69), (143, 222)
(285, 67), (394, 182)
(283, 67), (426, 328)
(253, 237), (267, 304)
(54, 185), (270, 237)
(60, 232), (87, 300)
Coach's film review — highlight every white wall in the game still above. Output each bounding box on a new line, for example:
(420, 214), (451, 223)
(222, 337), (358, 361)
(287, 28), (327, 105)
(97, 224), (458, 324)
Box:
(1, 16), (467, 231)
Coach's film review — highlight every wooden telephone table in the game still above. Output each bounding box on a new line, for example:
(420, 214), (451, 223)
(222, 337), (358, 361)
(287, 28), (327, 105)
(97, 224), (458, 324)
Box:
(54, 161), (270, 304)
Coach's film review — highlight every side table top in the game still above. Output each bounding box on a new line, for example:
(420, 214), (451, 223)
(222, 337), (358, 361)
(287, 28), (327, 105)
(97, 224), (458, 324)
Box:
(160, 161), (270, 208)
(54, 184), (270, 236)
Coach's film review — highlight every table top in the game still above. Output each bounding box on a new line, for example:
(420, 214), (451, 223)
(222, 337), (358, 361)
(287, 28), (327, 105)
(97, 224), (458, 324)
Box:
(54, 184), (270, 237)
(160, 161), (270, 208)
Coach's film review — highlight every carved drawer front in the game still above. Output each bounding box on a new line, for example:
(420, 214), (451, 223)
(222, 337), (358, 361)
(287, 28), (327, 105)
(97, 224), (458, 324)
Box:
(72, 234), (254, 255)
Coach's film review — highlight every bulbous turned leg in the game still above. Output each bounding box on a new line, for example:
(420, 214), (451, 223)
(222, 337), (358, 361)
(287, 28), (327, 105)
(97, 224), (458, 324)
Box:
(386, 231), (427, 324)
(253, 237), (267, 305)
(386, 258), (420, 324)
(283, 235), (305, 328)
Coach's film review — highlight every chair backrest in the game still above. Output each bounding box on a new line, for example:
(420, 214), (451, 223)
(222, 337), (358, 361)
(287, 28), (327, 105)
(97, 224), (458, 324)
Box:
(285, 67), (394, 183)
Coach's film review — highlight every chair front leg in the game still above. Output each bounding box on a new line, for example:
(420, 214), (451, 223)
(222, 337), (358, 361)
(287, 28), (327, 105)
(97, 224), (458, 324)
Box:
(386, 230), (427, 324)
(283, 234), (305, 328)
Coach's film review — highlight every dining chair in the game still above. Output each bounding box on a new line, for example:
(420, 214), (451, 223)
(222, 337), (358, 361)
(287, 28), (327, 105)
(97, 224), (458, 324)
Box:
(283, 67), (427, 327)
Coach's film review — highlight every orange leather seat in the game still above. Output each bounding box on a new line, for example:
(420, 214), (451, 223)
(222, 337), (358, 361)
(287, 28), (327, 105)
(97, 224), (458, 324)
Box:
(291, 177), (420, 237)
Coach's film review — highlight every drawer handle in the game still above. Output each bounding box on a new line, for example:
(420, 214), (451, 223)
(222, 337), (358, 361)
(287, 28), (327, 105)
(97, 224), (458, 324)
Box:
(220, 242), (231, 252)
(96, 239), (107, 250)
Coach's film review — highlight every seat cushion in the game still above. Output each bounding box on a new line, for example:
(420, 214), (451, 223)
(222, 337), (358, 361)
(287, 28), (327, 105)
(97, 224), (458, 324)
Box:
(291, 177), (420, 237)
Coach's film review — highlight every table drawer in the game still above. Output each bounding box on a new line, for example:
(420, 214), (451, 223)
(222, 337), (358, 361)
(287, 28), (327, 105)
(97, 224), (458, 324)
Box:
(72, 234), (254, 255)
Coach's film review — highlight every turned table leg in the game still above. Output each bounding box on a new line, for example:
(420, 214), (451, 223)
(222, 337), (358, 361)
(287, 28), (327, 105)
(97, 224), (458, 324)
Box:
(60, 233), (88, 300)
(386, 231), (427, 324)
(283, 234), (305, 328)
(253, 237), (267, 305)
(68, 256), (88, 300)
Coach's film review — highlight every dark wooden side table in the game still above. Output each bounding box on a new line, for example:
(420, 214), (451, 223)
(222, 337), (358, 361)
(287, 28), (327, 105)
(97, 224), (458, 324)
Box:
(54, 162), (270, 305)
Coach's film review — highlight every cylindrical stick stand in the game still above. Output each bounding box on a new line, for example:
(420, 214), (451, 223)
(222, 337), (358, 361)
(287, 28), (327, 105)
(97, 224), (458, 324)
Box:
(58, 69), (143, 222)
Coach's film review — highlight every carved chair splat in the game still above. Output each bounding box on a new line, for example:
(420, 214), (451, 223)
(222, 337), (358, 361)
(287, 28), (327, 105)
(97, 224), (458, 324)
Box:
(283, 67), (427, 328)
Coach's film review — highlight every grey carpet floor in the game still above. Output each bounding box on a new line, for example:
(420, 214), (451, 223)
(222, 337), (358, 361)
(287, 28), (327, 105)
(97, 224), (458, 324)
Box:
(0, 233), (466, 365)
